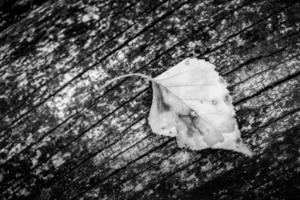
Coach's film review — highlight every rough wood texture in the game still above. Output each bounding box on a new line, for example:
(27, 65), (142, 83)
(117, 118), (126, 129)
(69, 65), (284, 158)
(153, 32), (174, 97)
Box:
(0, 0), (299, 199)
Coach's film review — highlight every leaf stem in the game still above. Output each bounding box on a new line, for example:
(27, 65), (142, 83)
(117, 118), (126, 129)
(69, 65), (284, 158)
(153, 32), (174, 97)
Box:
(100, 73), (156, 91)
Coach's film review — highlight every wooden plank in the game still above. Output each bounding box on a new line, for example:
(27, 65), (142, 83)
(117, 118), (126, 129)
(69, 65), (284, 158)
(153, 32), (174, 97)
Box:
(0, 0), (299, 199)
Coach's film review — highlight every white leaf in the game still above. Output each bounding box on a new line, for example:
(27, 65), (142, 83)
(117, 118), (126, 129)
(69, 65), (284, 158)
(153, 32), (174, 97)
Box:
(148, 58), (252, 156)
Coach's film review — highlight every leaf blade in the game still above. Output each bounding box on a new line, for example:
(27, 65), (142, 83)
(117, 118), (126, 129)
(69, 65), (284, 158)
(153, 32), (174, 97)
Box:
(148, 58), (252, 156)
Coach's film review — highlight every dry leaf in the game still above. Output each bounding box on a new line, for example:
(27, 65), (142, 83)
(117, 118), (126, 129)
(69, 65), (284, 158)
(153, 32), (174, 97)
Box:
(148, 58), (252, 156)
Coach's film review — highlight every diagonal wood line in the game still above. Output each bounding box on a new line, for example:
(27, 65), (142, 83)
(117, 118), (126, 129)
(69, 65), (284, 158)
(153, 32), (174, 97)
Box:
(69, 139), (173, 200)
(129, 150), (237, 199)
(67, 129), (154, 189)
(220, 1), (299, 45)
(235, 71), (300, 105)
(228, 45), (289, 75)
(221, 29), (300, 75)
(244, 108), (300, 140)
(223, 45), (289, 76)
(197, 142), (298, 199)
(232, 50), (300, 89)
(201, 0), (299, 61)
(0, 0), (164, 123)
(80, 141), (179, 198)
(57, 116), (148, 185)
(0, 0), (82, 37)
(48, 133), (161, 197)
(46, 130), (153, 193)
(127, 152), (212, 200)
(219, 42), (299, 84)
(215, 18), (299, 59)
(213, 25), (300, 78)
(228, 161), (298, 200)
(0, 0), (118, 39)
(0, 0), (58, 37)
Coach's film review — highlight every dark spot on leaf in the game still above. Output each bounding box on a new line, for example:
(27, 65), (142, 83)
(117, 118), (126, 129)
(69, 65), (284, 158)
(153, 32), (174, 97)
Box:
(178, 113), (203, 136)
(153, 83), (170, 112)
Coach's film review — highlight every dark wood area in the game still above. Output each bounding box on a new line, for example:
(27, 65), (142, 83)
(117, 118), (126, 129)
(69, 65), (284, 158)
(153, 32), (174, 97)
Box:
(0, 0), (299, 199)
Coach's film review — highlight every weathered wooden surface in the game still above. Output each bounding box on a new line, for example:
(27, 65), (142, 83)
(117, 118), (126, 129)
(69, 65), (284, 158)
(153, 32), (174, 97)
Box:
(0, 0), (299, 199)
